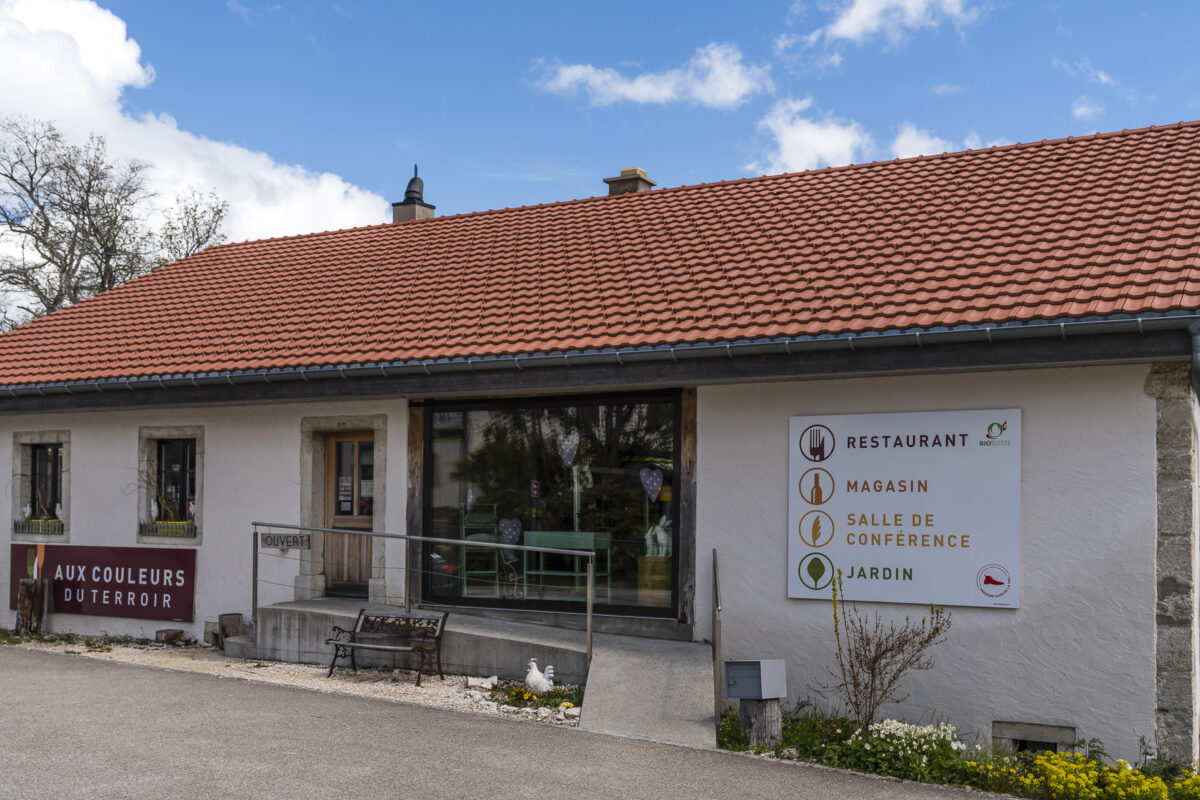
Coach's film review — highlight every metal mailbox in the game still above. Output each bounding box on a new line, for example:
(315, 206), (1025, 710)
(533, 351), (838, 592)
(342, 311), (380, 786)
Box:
(725, 659), (787, 700)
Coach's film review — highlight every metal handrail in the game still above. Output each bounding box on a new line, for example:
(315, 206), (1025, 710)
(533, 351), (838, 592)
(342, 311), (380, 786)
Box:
(250, 520), (597, 668)
(712, 548), (724, 734)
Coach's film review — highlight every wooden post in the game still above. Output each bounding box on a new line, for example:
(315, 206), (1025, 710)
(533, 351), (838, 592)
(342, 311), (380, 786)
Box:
(740, 698), (782, 747)
(15, 578), (49, 635)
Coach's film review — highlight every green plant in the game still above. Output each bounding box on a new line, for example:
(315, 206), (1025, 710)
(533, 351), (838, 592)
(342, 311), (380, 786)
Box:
(1101, 763), (1167, 800)
(825, 720), (966, 783)
(962, 747), (1027, 796)
(488, 680), (583, 709)
(717, 707), (748, 750)
(776, 703), (851, 761)
(1171, 774), (1200, 800)
(823, 570), (952, 729)
(1135, 737), (1192, 786)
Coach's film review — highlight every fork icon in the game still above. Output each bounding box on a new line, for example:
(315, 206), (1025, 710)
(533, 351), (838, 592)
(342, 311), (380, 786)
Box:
(803, 425), (832, 462)
(808, 429), (826, 461)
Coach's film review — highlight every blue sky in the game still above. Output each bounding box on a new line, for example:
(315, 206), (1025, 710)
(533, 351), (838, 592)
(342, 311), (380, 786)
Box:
(2, 1), (1198, 240)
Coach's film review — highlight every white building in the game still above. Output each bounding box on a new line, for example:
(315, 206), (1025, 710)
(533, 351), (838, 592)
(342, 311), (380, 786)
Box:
(3, 125), (1199, 762)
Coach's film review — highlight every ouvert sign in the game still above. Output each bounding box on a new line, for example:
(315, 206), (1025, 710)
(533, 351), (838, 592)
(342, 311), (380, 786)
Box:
(787, 409), (1021, 608)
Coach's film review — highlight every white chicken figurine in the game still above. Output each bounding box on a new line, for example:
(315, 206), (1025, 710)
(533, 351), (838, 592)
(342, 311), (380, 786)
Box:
(525, 658), (555, 695)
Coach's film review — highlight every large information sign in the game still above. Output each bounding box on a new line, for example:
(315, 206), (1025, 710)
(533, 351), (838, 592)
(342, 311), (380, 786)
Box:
(788, 409), (1020, 608)
(9, 544), (196, 622)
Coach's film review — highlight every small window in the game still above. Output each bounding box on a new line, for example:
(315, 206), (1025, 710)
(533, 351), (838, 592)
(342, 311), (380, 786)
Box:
(30, 443), (63, 519)
(13, 435), (67, 537)
(138, 427), (202, 540)
(154, 439), (196, 523)
(992, 721), (1075, 754)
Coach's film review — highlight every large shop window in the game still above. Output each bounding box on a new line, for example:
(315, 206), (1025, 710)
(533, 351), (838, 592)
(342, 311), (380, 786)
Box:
(425, 393), (679, 615)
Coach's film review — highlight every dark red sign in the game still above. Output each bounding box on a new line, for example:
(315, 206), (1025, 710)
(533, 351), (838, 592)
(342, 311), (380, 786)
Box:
(9, 545), (196, 622)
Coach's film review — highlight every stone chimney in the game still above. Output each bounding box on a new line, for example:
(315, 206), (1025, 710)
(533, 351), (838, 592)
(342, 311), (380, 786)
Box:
(603, 167), (656, 196)
(392, 164), (436, 222)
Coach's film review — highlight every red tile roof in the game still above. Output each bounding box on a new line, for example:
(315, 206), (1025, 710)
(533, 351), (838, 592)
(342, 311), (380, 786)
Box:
(2, 121), (1200, 386)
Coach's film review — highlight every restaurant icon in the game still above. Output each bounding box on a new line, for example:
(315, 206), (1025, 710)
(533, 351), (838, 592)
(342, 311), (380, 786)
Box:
(800, 424), (835, 463)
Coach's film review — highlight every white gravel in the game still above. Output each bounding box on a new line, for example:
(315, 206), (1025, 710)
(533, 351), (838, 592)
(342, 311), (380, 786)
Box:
(12, 639), (580, 727)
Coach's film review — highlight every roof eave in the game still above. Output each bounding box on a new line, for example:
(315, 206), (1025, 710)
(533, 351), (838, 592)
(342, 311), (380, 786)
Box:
(0, 310), (1195, 405)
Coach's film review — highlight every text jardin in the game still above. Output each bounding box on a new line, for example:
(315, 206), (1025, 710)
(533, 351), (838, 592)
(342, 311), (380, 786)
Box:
(845, 565), (914, 581)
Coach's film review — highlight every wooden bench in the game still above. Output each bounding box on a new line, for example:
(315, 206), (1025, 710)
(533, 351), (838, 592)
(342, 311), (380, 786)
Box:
(325, 609), (448, 686)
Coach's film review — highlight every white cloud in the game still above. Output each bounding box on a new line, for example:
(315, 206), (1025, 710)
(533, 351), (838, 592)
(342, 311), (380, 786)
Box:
(1052, 56), (1114, 86)
(1072, 96), (1104, 121)
(890, 122), (954, 158)
(820, 0), (981, 44)
(774, 32), (799, 56)
(539, 43), (772, 109)
(932, 83), (962, 96)
(748, 98), (873, 173)
(0, 0), (388, 242)
(964, 131), (1010, 149)
(226, 0), (253, 25)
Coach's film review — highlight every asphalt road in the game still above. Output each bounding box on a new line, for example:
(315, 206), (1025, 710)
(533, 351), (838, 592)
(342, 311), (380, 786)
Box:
(0, 647), (983, 800)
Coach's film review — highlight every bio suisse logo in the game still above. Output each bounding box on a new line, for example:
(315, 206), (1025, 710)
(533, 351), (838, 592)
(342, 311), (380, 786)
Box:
(979, 420), (1012, 447)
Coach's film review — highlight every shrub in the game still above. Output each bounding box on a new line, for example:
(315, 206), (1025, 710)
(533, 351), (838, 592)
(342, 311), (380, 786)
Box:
(1100, 763), (1167, 800)
(823, 571), (952, 729)
(962, 749), (1026, 796)
(717, 707), (748, 750)
(826, 719), (965, 783)
(777, 704), (852, 762)
(1172, 774), (1200, 800)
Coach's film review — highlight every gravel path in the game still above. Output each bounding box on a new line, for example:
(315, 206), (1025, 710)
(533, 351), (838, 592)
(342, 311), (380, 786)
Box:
(11, 639), (580, 727)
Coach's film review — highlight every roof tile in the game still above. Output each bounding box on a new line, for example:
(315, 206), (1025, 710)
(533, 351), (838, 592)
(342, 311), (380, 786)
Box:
(2, 122), (1200, 385)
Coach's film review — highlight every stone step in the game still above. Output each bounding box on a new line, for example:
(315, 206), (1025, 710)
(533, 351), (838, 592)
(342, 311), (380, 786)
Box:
(222, 634), (256, 660)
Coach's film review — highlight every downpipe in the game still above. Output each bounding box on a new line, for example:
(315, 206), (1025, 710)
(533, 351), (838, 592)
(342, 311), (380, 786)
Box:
(1191, 322), (1200, 396)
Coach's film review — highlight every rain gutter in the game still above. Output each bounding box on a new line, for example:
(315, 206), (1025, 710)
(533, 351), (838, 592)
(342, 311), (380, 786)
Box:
(4, 311), (1199, 399)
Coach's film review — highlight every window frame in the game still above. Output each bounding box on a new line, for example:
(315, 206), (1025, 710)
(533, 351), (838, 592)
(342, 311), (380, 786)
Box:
(420, 389), (682, 617)
(12, 430), (70, 540)
(138, 426), (204, 543)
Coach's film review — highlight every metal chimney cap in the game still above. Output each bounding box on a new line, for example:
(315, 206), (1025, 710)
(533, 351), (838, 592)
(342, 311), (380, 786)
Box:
(404, 164), (424, 203)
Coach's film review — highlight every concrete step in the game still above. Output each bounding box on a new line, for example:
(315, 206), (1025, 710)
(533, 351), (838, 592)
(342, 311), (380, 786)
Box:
(580, 635), (716, 749)
(251, 598), (590, 683)
(222, 634), (256, 660)
(246, 598), (717, 748)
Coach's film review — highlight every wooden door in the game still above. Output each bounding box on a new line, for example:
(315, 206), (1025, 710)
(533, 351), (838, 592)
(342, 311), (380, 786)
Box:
(324, 433), (375, 596)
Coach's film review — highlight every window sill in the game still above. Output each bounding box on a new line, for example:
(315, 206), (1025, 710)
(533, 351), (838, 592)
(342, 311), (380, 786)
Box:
(139, 521), (198, 538)
(13, 518), (64, 535)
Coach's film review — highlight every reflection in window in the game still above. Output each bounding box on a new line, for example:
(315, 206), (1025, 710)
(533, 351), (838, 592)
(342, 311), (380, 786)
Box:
(155, 438), (196, 522)
(332, 438), (374, 519)
(30, 443), (62, 520)
(427, 396), (678, 614)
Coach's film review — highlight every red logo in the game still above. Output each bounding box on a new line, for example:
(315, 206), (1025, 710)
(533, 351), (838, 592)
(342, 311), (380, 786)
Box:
(976, 564), (1011, 598)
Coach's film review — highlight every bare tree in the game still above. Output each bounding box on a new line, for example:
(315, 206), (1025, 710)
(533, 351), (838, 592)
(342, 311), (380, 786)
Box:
(158, 189), (229, 266)
(0, 115), (228, 322)
(822, 570), (952, 730)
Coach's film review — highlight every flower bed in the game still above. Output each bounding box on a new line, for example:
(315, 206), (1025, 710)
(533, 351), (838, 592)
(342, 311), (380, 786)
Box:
(718, 706), (1200, 800)
(488, 679), (583, 710)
